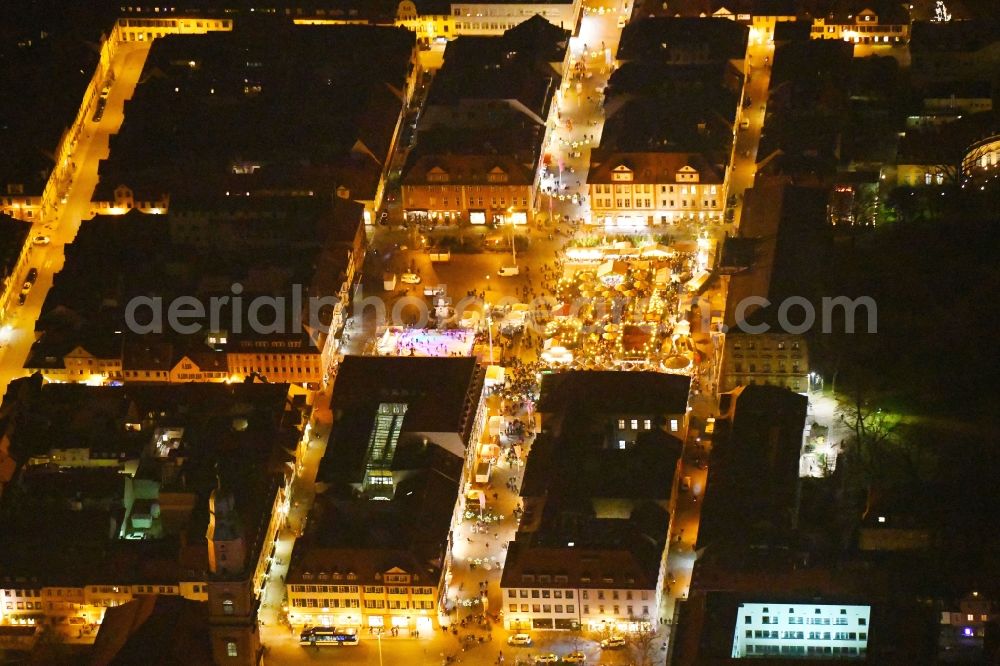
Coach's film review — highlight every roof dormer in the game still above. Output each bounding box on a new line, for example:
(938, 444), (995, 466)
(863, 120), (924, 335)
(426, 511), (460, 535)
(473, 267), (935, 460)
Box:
(611, 164), (633, 181)
(676, 165), (700, 183)
(427, 166), (449, 183)
(487, 166), (508, 183)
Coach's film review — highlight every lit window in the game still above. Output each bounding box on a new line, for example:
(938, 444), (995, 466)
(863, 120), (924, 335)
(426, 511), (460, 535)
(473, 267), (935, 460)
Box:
(226, 641), (238, 657)
(222, 598), (234, 615)
(670, 419), (679, 432)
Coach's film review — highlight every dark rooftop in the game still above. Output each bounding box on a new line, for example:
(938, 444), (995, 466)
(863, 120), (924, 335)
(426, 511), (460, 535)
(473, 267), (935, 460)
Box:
(96, 19), (413, 200)
(696, 384), (807, 553)
(0, 3), (109, 193)
(427, 19), (567, 123)
(0, 213), (30, 283)
(321, 355), (484, 469)
(617, 18), (749, 64)
(0, 381), (297, 585)
(89, 595), (213, 666)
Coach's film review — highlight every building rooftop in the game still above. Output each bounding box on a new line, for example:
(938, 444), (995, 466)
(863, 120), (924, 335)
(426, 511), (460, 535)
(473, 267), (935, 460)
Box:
(96, 19), (413, 201)
(402, 125), (544, 186)
(0, 381), (297, 585)
(30, 196), (361, 357)
(320, 356), (484, 471)
(427, 20), (566, 122)
(910, 17), (1000, 53)
(293, 357), (482, 586)
(521, 371), (686, 526)
(0, 213), (30, 283)
(0, 3), (109, 194)
(536, 370), (690, 416)
(588, 151), (724, 185)
(89, 595), (213, 666)
(500, 536), (665, 590)
(696, 384), (808, 553)
(617, 18), (749, 64)
(724, 182), (830, 328)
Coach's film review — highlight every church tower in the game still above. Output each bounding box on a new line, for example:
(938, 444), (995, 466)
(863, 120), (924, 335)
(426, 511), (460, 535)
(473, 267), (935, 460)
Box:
(205, 472), (261, 664)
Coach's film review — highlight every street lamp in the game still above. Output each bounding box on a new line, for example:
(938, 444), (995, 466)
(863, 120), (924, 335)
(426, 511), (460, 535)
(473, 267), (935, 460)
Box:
(505, 206), (517, 265)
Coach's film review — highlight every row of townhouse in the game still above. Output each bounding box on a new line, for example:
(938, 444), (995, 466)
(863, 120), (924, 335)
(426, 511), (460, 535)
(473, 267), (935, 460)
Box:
(587, 155), (725, 229)
(286, 561), (441, 635)
(0, 582), (209, 628)
(27, 338), (325, 387)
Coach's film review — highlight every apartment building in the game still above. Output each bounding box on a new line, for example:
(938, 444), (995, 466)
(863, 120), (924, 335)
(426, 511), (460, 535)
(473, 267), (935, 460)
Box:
(501, 372), (690, 632)
(0, 214), (33, 323)
(450, 0), (580, 35)
(502, 549), (660, 632)
(0, 382), (300, 654)
(286, 553), (438, 634)
(402, 18), (565, 226)
(720, 332), (809, 393)
(588, 154), (725, 229)
(287, 356), (486, 634)
(810, 6), (909, 45)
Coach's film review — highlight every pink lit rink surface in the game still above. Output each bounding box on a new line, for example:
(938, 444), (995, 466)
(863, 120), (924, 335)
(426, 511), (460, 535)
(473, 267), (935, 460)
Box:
(376, 327), (476, 357)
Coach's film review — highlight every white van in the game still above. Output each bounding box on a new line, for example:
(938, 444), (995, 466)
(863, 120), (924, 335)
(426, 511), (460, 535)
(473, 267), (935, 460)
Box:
(497, 266), (520, 277)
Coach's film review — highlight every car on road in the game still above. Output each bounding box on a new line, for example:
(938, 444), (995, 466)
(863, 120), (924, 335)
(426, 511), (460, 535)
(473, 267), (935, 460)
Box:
(739, 119), (750, 130)
(497, 266), (520, 277)
(26, 268), (38, 283)
(507, 633), (533, 646)
(617, 16), (627, 28)
(92, 98), (107, 122)
(562, 651), (587, 663)
(32, 235), (50, 246)
(533, 654), (559, 663)
(600, 636), (627, 649)
(400, 272), (422, 285)
(17, 293), (26, 306)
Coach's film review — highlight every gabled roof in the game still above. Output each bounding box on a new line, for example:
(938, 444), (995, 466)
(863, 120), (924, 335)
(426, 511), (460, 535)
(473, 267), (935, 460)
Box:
(90, 595), (213, 666)
(588, 152), (723, 184)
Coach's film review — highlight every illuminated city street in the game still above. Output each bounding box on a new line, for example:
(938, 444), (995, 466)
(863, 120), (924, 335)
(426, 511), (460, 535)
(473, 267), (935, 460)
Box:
(1, 1), (998, 664)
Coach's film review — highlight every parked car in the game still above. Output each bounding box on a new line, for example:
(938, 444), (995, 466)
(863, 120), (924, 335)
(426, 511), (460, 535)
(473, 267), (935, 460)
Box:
(32, 235), (50, 246)
(400, 272), (422, 285)
(601, 636), (627, 649)
(507, 633), (532, 646)
(562, 651), (587, 663)
(533, 654), (559, 663)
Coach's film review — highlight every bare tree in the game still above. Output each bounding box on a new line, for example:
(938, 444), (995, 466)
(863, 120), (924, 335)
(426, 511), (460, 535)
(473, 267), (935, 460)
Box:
(628, 617), (660, 666)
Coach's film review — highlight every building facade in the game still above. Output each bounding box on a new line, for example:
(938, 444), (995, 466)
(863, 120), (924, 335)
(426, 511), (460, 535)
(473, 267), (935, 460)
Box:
(587, 154), (725, 229)
(720, 333), (810, 393)
(810, 8), (909, 45)
(0, 214), (33, 324)
(402, 159), (535, 226)
(287, 563), (439, 634)
(450, 0), (580, 35)
(731, 602), (870, 660)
